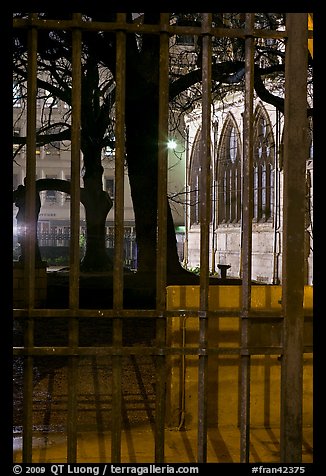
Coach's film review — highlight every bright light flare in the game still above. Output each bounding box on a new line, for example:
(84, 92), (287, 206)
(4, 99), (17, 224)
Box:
(167, 139), (177, 150)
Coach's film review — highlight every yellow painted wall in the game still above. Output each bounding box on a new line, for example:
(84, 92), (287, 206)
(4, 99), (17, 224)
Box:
(166, 285), (313, 429)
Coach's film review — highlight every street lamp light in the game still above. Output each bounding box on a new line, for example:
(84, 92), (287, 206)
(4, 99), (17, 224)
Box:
(167, 139), (177, 150)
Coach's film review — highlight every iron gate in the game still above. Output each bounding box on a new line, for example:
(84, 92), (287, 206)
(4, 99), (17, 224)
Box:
(13, 13), (312, 464)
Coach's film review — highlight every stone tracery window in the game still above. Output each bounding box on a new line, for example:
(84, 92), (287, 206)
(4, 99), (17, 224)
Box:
(216, 114), (241, 224)
(189, 129), (202, 226)
(253, 104), (275, 222)
(188, 127), (214, 226)
(189, 106), (276, 228)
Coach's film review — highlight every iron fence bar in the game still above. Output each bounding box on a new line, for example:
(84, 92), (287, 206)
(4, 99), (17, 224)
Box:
(69, 15), (81, 314)
(13, 309), (170, 318)
(240, 12), (255, 464)
(114, 12), (126, 313)
(13, 345), (286, 356)
(22, 13), (38, 462)
(197, 13), (212, 464)
(12, 308), (313, 319)
(13, 17), (289, 40)
(67, 13), (82, 462)
(111, 12), (127, 463)
(154, 13), (170, 463)
(24, 25), (37, 310)
(156, 13), (169, 306)
(280, 13), (308, 463)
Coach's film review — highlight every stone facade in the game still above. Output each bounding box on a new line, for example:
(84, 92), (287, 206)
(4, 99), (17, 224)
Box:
(184, 96), (313, 284)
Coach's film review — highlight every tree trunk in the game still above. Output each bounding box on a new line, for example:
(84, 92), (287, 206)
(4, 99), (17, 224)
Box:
(33, 176), (113, 272)
(80, 153), (113, 272)
(81, 188), (113, 271)
(125, 88), (183, 276)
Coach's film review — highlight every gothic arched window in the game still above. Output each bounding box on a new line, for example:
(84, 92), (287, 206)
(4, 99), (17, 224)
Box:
(253, 105), (275, 222)
(189, 127), (214, 226)
(216, 115), (242, 224)
(189, 129), (202, 226)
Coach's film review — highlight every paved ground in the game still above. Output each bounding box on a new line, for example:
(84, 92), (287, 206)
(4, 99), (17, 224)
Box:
(13, 352), (313, 464)
(13, 426), (313, 464)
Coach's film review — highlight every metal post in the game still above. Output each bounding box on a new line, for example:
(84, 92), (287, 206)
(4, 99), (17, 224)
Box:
(198, 12), (212, 463)
(111, 12), (127, 463)
(22, 12), (38, 463)
(240, 12), (255, 463)
(155, 12), (170, 462)
(280, 13), (308, 463)
(67, 12), (82, 463)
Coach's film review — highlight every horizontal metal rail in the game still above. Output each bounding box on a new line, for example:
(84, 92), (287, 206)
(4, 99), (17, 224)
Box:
(13, 17), (290, 39)
(13, 308), (313, 318)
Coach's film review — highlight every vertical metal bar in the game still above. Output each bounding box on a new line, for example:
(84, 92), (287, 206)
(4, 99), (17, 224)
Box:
(67, 12), (82, 463)
(22, 12), (38, 462)
(69, 22), (81, 295)
(156, 1), (169, 295)
(155, 12), (170, 463)
(24, 21), (37, 307)
(183, 126), (190, 269)
(272, 110), (281, 285)
(280, 13), (308, 463)
(114, 19), (126, 311)
(240, 12), (255, 464)
(197, 12), (212, 464)
(111, 12), (127, 463)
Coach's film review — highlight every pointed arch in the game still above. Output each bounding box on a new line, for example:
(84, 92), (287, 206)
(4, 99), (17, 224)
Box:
(216, 113), (242, 224)
(188, 127), (202, 226)
(253, 102), (275, 222)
